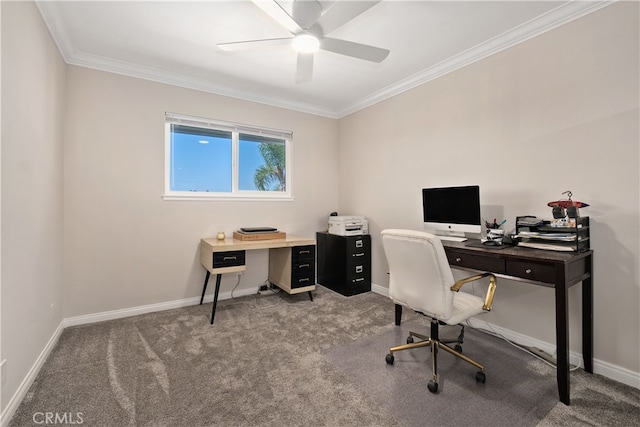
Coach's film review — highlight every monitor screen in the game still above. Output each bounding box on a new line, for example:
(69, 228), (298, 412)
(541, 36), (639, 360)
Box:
(422, 185), (481, 240)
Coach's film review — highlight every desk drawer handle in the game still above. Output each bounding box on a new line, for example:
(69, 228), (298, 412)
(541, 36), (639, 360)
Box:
(223, 256), (237, 261)
(353, 253), (365, 257)
(353, 278), (364, 282)
(299, 263), (310, 268)
(298, 278), (310, 283)
(525, 269), (532, 274)
(456, 257), (462, 262)
(299, 250), (310, 255)
(355, 266), (363, 273)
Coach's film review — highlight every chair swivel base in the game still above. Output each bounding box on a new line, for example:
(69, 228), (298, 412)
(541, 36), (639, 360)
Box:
(385, 327), (486, 393)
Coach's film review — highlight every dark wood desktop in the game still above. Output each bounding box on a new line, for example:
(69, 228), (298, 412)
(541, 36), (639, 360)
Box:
(441, 239), (593, 405)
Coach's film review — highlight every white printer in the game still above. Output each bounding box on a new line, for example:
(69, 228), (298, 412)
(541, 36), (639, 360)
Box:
(328, 215), (368, 236)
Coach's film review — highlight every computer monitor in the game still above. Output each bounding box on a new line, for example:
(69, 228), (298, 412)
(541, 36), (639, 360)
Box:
(422, 185), (482, 241)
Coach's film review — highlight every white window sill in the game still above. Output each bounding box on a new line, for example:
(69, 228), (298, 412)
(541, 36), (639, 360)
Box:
(162, 193), (294, 202)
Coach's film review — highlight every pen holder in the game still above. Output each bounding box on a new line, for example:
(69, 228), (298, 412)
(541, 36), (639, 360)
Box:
(487, 229), (505, 245)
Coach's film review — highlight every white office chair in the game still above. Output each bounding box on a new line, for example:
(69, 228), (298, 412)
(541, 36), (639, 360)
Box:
(381, 229), (497, 393)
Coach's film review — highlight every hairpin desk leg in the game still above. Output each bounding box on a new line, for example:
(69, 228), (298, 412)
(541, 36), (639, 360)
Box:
(210, 274), (222, 325)
(200, 271), (210, 305)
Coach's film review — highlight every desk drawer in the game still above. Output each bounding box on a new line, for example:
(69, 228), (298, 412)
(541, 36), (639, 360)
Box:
(291, 273), (316, 289)
(292, 245), (315, 262)
(446, 251), (505, 273)
(291, 269), (315, 288)
(292, 260), (314, 274)
(212, 251), (246, 268)
(506, 259), (555, 283)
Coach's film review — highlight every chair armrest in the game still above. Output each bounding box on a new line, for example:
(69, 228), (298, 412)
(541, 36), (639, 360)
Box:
(450, 272), (497, 311)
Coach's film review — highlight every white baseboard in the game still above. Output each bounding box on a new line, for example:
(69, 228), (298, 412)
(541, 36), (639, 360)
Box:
(0, 321), (65, 427)
(64, 286), (261, 327)
(369, 283), (640, 390)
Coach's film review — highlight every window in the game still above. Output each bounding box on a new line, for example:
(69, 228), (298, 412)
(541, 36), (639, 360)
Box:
(164, 113), (292, 200)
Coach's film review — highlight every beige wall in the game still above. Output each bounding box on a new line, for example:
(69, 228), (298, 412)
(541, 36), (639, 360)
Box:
(339, 2), (639, 374)
(1, 0), (66, 415)
(63, 67), (339, 318)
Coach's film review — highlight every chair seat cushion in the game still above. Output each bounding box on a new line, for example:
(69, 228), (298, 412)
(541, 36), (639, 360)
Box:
(446, 291), (486, 325)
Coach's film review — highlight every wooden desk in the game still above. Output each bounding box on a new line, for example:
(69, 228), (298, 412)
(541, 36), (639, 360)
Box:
(199, 235), (316, 324)
(440, 239), (593, 405)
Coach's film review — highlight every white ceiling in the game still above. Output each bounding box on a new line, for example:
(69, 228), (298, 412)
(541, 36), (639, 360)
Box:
(36, 0), (612, 118)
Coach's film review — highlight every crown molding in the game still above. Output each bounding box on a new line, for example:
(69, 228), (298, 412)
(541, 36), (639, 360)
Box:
(67, 51), (340, 118)
(36, 0), (615, 120)
(336, 0), (616, 118)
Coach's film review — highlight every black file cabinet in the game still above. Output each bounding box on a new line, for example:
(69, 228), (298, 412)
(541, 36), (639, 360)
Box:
(317, 232), (371, 296)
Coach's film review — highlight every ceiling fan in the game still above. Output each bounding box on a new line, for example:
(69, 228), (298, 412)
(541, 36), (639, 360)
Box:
(217, 0), (390, 83)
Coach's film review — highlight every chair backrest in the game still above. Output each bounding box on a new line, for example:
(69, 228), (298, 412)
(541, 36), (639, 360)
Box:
(381, 229), (455, 320)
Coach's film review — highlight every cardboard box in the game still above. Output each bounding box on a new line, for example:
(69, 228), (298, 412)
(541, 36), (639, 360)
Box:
(233, 231), (286, 241)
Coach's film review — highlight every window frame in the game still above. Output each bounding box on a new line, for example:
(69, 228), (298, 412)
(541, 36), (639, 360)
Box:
(163, 113), (293, 201)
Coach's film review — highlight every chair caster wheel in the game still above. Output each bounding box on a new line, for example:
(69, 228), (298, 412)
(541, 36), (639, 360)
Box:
(385, 353), (394, 365)
(454, 344), (462, 353)
(428, 380), (438, 393)
(476, 371), (486, 383)
(406, 336), (414, 344)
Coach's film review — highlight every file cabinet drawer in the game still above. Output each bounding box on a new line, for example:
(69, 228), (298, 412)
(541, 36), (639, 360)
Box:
(506, 259), (555, 283)
(346, 236), (371, 261)
(346, 263), (371, 285)
(212, 251), (246, 268)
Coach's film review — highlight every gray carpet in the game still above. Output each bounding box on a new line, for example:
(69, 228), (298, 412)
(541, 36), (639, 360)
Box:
(8, 286), (640, 426)
(326, 321), (558, 427)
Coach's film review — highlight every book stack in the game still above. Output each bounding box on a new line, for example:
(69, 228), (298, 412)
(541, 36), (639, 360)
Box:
(233, 227), (286, 241)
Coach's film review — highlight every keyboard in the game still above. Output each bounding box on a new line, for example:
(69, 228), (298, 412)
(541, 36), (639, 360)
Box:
(437, 236), (468, 242)
(239, 227), (278, 233)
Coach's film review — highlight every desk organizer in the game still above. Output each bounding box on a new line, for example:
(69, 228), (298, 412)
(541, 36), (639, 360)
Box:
(514, 216), (590, 252)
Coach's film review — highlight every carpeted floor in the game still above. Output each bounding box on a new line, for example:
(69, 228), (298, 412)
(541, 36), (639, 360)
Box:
(8, 286), (640, 426)
(326, 321), (559, 427)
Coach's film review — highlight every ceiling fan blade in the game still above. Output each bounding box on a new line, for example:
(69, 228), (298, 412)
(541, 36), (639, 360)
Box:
(217, 37), (292, 52)
(309, 1), (380, 36)
(320, 37), (389, 63)
(251, 0), (301, 34)
(296, 52), (314, 83)
(291, 0), (322, 29)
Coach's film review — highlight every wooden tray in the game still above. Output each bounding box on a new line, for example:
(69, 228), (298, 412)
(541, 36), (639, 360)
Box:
(233, 231), (286, 241)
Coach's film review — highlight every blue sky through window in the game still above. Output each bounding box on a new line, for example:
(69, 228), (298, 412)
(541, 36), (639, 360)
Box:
(171, 126), (270, 192)
(171, 130), (232, 192)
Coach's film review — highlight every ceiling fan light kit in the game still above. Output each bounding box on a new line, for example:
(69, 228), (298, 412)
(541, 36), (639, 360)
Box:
(293, 33), (320, 53)
(217, 0), (389, 83)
